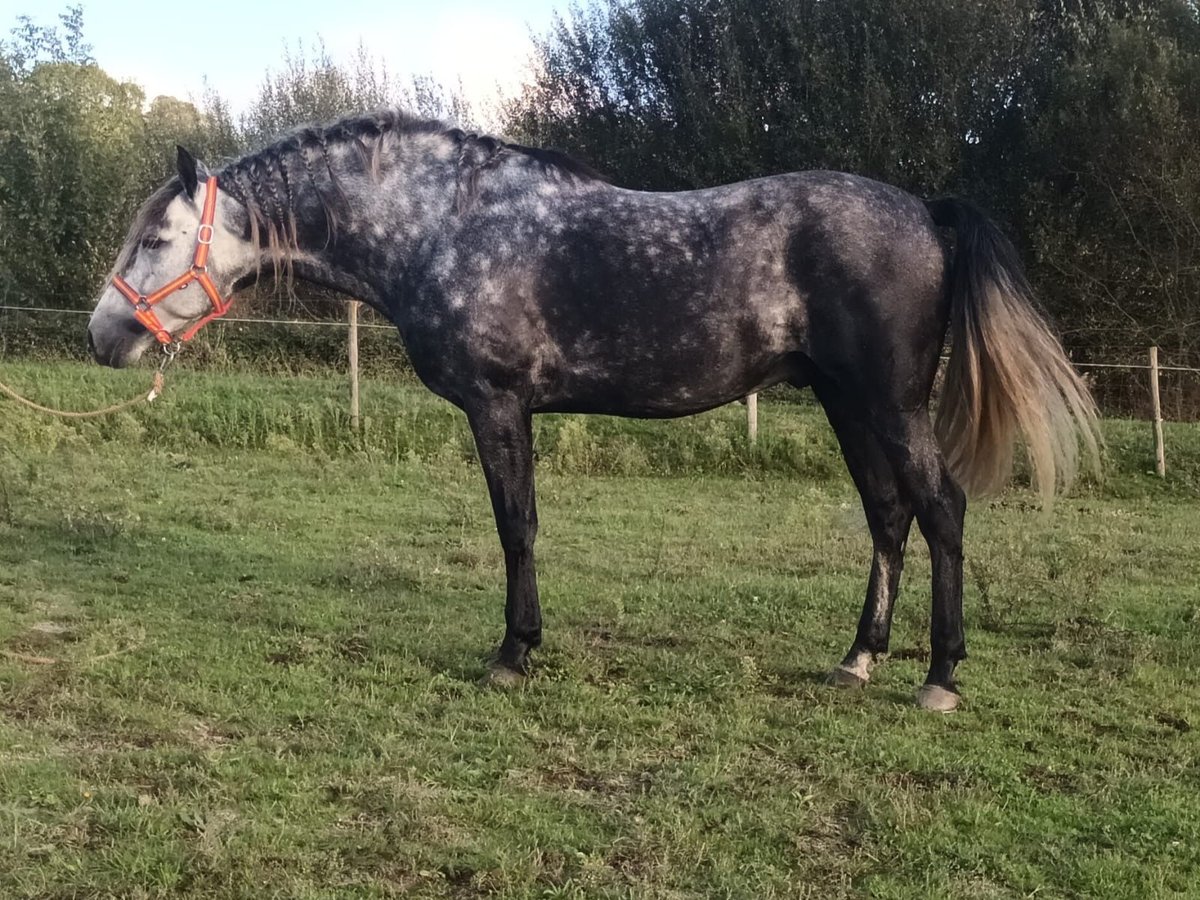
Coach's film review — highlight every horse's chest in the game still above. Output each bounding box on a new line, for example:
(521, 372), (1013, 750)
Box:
(391, 276), (542, 400)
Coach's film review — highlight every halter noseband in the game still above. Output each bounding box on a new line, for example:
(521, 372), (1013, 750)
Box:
(111, 176), (233, 346)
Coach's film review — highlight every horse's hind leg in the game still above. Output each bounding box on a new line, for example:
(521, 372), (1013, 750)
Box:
(815, 385), (914, 688)
(869, 408), (967, 711)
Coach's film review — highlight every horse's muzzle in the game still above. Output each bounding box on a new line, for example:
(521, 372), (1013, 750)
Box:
(87, 320), (146, 369)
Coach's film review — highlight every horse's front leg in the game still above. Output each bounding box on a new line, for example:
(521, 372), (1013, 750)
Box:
(465, 395), (541, 687)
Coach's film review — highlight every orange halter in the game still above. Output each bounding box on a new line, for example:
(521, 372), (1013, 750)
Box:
(111, 176), (234, 346)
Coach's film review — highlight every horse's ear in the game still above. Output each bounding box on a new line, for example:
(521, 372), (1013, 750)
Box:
(176, 145), (201, 199)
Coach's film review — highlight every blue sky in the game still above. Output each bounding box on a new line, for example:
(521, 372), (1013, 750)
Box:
(3, 1), (564, 118)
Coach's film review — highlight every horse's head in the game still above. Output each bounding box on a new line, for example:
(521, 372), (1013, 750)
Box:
(88, 147), (256, 367)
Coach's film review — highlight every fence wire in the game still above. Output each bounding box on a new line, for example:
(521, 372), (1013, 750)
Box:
(5, 303), (1198, 374)
(0, 304), (397, 331)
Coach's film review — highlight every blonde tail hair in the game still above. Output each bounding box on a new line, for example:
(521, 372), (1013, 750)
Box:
(926, 198), (1101, 503)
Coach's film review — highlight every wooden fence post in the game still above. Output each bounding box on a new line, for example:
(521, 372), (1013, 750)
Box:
(1150, 345), (1165, 477)
(349, 301), (361, 433)
(747, 393), (758, 445)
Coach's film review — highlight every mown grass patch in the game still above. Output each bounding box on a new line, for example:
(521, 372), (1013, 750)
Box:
(0, 361), (1197, 898)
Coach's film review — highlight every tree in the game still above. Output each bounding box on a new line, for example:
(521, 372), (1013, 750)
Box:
(506, 0), (1036, 192)
(1016, 1), (1200, 357)
(0, 59), (146, 311)
(0, 3), (92, 74)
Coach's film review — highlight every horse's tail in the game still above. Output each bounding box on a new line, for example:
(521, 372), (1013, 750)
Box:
(925, 197), (1101, 503)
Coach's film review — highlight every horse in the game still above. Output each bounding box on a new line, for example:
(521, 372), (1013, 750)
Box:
(87, 109), (1100, 710)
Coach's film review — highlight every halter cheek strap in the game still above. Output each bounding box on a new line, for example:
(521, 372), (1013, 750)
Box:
(111, 176), (234, 345)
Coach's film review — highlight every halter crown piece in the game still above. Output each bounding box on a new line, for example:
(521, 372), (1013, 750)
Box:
(111, 176), (234, 346)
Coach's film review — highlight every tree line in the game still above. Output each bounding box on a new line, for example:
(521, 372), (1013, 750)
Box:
(2, 1), (1199, 367)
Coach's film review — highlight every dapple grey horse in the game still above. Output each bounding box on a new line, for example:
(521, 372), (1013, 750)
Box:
(88, 110), (1100, 710)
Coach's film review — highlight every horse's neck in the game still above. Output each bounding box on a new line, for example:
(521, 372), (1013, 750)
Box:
(290, 152), (455, 295)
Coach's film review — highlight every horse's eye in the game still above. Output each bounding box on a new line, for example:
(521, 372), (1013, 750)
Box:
(139, 236), (166, 250)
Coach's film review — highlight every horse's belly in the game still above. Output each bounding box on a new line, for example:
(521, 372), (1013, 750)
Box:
(532, 345), (797, 417)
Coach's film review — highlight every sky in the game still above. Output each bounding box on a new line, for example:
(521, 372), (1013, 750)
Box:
(3, 0), (564, 121)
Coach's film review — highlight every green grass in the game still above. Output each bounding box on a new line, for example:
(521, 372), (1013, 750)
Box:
(1, 361), (1198, 898)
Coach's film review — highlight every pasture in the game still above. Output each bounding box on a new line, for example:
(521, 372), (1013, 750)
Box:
(1, 361), (1198, 898)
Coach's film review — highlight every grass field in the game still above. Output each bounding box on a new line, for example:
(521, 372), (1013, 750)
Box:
(1, 361), (1198, 898)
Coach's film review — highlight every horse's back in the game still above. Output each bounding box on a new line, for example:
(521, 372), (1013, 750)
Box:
(547, 170), (948, 398)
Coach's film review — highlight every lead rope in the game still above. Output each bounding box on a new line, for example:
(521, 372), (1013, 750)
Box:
(0, 348), (176, 420)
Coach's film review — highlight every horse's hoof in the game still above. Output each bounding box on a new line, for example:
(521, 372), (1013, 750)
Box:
(479, 664), (527, 690)
(915, 684), (961, 712)
(827, 666), (868, 688)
